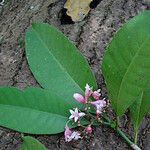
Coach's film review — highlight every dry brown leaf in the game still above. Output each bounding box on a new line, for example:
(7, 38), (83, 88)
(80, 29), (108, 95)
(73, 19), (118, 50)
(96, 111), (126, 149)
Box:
(64, 0), (93, 22)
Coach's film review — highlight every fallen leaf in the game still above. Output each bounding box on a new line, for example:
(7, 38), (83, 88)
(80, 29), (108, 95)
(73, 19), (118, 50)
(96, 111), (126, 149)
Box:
(64, 0), (93, 22)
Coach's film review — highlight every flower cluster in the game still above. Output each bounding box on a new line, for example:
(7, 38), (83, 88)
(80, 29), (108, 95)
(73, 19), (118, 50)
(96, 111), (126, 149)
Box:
(64, 84), (107, 142)
(73, 84), (106, 116)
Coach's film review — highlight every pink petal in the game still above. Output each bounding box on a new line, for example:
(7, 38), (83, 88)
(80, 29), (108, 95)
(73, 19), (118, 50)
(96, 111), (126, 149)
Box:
(69, 109), (74, 114)
(71, 131), (81, 140)
(91, 100), (106, 107)
(69, 115), (74, 120)
(73, 93), (86, 103)
(85, 84), (93, 100)
(64, 127), (72, 142)
(91, 100), (106, 115)
(74, 117), (78, 122)
(96, 109), (102, 115)
(79, 112), (85, 117)
(92, 89), (101, 100)
(74, 108), (79, 113)
(90, 100), (100, 106)
(100, 99), (106, 107)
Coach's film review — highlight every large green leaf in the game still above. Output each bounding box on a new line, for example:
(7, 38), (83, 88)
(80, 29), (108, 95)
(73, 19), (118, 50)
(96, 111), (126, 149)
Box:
(21, 136), (47, 150)
(0, 87), (70, 134)
(102, 11), (150, 116)
(25, 23), (97, 107)
(130, 84), (150, 132)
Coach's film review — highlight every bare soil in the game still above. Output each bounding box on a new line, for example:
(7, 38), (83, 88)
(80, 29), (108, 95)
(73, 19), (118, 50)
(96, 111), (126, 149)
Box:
(0, 0), (150, 149)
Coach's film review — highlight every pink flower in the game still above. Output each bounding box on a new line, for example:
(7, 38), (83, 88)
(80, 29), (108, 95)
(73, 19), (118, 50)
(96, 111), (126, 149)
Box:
(64, 126), (73, 142)
(85, 84), (93, 101)
(91, 99), (106, 115)
(73, 93), (86, 104)
(69, 108), (85, 122)
(86, 125), (92, 134)
(70, 131), (81, 140)
(92, 89), (101, 100)
(64, 127), (81, 142)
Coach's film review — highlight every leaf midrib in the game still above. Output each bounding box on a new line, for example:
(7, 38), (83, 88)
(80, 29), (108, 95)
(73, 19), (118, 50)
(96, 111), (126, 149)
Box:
(117, 36), (150, 114)
(32, 27), (84, 93)
(0, 104), (67, 118)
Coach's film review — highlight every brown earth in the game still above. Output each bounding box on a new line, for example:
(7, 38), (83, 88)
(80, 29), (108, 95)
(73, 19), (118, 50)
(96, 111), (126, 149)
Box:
(0, 0), (150, 149)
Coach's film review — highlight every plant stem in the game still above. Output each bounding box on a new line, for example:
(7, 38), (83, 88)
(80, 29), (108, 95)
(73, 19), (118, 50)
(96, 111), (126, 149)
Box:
(117, 128), (133, 146)
(134, 131), (138, 145)
(102, 118), (141, 150)
(89, 114), (141, 149)
(117, 128), (141, 150)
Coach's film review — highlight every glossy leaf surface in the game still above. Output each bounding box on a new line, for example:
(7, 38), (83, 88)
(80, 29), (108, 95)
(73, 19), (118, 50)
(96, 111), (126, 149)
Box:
(21, 136), (47, 150)
(26, 23), (97, 108)
(0, 87), (70, 134)
(102, 11), (150, 116)
(130, 85), (150, 131)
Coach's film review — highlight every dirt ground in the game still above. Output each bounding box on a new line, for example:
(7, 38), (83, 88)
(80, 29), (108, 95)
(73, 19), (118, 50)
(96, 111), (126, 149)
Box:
(0, 0), (150, 149)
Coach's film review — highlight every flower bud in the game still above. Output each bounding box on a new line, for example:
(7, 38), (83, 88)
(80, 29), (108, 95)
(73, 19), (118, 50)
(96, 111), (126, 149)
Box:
(86, 125), (92, 134)
(73, 93), (86, 104)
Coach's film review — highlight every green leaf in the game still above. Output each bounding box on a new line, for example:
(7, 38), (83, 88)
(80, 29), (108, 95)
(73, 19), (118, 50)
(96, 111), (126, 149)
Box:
(21, 136), (47, 150)
(25, 23), (97, 107)
(0, 87), (70, 134)
(130, 84), (150, 132)
(102, 11), (150, 116)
